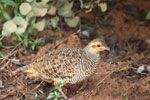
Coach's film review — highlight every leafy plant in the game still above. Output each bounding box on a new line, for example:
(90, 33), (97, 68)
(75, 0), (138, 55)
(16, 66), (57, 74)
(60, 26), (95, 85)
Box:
(47, 81), (65, 100)
(0, 0), (108, 50)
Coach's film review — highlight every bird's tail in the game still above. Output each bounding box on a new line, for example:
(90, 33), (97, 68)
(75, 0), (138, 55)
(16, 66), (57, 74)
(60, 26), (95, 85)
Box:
(12, 65), (28, 74)
(12, 65), (40, 78)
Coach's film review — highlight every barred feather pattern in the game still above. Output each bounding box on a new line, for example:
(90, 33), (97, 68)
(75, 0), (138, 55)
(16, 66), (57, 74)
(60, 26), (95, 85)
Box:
(24, 48), (100, 85)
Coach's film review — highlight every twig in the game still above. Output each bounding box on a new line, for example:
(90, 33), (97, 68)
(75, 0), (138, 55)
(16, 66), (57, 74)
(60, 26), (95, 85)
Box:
(31, 81), (44, 92)
(54, 29), (81, 49)
(95, 72), (112, 89)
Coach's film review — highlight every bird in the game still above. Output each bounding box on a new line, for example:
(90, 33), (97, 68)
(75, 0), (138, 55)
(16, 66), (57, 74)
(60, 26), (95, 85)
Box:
(13, 38), (110, 88)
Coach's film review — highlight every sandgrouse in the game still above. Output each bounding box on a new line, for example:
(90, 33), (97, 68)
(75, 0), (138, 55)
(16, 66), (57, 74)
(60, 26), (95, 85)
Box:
(13, 39), (110, 87)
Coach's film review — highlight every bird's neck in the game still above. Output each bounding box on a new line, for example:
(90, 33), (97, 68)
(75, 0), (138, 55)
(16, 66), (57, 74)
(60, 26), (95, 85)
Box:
(83, 47), (99, 57)
(83, 47), (100, 62)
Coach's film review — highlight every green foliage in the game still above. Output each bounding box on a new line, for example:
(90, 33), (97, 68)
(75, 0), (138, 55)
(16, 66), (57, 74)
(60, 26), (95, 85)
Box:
(47, 81), (65, 100)
(0, 0), (109, 50)
(146, 10), (150, 20)
(0, 51), (8, 58)
(2, 11), (11, 20)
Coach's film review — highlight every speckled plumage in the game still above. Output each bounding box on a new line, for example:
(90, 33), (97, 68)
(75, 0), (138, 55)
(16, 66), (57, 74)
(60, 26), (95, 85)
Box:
(14, 39), (109, 86)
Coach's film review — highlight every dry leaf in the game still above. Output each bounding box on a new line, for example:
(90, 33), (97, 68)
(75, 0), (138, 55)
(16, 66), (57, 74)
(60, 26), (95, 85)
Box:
(32, 3), (48, 17)
(64, 16), (80, 27)
(33, 19), (46, 31)
(50, 16), (59, 28)
(47, 6), (57, 15)
(19, 3), (32, 15)
(13, 16), (28, 34)
(58, 1), (74, 17)
(99, 3), (107, 12)
(2, 20), (17, 36)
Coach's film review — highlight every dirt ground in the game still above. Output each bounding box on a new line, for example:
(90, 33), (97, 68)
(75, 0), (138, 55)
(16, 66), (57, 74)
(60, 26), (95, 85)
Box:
(1, 0), (150, 100)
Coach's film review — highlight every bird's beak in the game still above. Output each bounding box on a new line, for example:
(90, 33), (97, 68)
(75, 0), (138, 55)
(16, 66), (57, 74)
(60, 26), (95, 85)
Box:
(104, 46), (110, 51)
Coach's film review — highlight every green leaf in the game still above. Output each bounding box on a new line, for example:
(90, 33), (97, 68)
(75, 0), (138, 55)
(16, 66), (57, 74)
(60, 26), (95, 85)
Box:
(28, 40), (33, 44)
(50, 92), (55, 95)
(43, 3), (49, 8)
(24, 35), (28, 47)
(54, 98), (58, 100)
(0, 37), (4, 41)
(58, 87), (62, 91)
(59, 83), (64, 87)
(0, 51), (8, 57)
(11, 37), (17, 41)
(2, 11), (11, 20)
(27, 27), (34, 34)
(0, 3), (3, 9)
(40, 38), (46, 46)
(54, 91), (58, 96)
(1, 0), (17, 7)
(54, 87), (58, 90)
(14, 7), (19, 16)
(30, 18), (36, 25)
(47, 93), (55, 99)
(31, 38), (38, 50)
(146, 10), (150, 20)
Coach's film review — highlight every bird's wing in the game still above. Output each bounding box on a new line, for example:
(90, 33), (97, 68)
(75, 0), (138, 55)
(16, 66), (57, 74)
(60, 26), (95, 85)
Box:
(29, 48), (83, 80)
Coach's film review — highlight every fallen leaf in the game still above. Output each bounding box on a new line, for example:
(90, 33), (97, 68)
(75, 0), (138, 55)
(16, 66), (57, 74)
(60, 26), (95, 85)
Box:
(26, 11), (35, 21)
(64, 16), (80, 27)
(47, 6), (57, 15)
(33, 19), (46, 31)
(19, 2), (32, 15)
(50, 16), (59, 28)
(13, 16), (28, 34)
(32, 3), (47, 17)
(98, 3), (107, 12)
(58, 1), (74, 17)
(2, 20), (17, 36)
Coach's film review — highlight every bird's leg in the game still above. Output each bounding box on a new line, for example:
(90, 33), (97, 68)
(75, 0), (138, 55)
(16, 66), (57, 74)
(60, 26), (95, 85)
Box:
(77, 79), (88, 92)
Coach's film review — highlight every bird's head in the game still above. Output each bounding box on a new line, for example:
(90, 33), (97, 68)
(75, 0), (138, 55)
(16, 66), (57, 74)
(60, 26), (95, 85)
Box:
(84, 39), (110, 55)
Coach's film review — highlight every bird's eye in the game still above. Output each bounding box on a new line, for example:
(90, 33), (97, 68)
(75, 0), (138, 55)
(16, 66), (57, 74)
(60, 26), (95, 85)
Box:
(97, 44), (101, 47)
